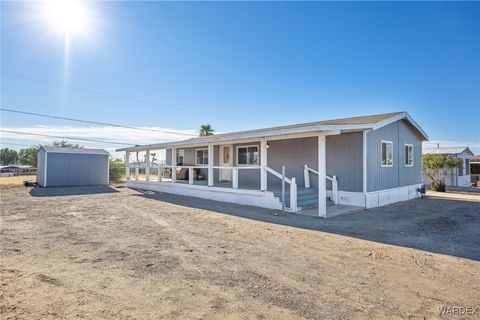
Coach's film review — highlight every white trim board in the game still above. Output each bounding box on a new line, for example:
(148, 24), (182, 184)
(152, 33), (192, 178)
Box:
(126, 180), (283, 210)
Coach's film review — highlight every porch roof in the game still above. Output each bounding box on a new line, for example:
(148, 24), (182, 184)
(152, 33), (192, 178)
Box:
(117, 111), (428, 152)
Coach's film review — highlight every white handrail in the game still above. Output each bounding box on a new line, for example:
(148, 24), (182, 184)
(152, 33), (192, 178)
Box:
(265, 166), (292, 184)
(304, 164), (339, 204)
(210, 166), (261, 170)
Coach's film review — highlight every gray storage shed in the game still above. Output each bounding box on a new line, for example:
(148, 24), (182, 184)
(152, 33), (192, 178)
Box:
(37, 147), (109, 187)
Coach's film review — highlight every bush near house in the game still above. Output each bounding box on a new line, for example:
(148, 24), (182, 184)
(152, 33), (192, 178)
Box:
(422, 154), (463, 192)
(109, 159), (126, 182)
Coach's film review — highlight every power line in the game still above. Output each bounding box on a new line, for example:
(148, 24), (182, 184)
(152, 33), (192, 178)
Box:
(1, 71), (266, 125)
(0, 129), (133, 146)
(0, 142), (39, 148)
(0, 107), (197, 137)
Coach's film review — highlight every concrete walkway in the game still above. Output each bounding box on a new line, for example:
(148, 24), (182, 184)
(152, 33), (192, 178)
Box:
(300, 204), (363, 218)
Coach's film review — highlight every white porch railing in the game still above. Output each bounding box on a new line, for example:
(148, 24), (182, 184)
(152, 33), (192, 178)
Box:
(210, 166), (261, 189)
(304, 164), (338, 204)
(265, 166), (298, 212)
(125, 162), (298, 213)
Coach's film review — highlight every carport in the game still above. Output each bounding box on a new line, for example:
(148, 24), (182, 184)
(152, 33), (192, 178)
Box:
(36, 147), (109, 187)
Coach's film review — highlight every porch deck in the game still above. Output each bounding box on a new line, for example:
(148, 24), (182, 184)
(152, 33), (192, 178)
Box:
(128, 177), (356, 216)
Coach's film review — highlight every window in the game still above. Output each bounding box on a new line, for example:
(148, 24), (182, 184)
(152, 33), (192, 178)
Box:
(176, 149), (184, 165)
(465, 159), (470, 175)
(405, 144), (413, 166)
(381, 141), (393, 167)
(237, 146), (258, 166)
(459, 159), (464, 176)
(196, 148), (208, 165)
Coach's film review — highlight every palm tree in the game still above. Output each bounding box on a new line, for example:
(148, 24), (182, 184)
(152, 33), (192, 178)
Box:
(199, 124), (214, 136)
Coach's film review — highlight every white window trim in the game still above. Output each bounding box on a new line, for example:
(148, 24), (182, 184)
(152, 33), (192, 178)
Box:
(404, 143), (414, 167)
(381, 140), (393, 168)
(236, 145), (259, 166)
(195, 148), (208, 166)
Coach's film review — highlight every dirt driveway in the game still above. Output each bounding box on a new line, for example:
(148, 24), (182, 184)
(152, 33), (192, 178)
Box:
(1, 185), (479, 319)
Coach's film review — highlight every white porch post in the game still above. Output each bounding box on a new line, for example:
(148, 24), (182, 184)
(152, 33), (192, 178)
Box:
(171, 147), (176, 183)
(318, 135), (327, 217)
(232, 168), (238, 189)
(145, 150), (150, 181)
(189, 167), (194, 185)
(363, 130), (368, 207)
(208, 144), (214, 187)
(260, 139), (268, 191)
(158, 165), (163, 182)
(125, 151), (130, 180)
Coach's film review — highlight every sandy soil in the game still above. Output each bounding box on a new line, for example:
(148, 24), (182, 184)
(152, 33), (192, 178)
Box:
(1, 185), (479, 319)
(0, 176), (36, 186)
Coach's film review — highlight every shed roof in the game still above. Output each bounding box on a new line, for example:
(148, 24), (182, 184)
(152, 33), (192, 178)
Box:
(0, 165), (35, 169)
(117, 111), (428, 152)
(41, 147), (109, 155)
(422, 147), (474, 156)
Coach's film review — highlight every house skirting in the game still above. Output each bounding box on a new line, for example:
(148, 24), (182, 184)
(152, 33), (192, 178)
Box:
(126, 180), (283, 210)
(365, 183), (422, 208)
(327, 184), (422, 209)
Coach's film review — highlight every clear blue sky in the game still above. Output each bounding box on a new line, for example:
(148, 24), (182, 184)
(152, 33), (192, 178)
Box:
(1, 1), (479, 152)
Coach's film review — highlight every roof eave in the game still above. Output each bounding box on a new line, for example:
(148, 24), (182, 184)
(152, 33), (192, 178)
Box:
(372, 112), (429, 141)
(116, 124), (374, 152)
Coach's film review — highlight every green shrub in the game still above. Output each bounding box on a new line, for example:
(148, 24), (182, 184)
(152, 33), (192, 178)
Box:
(431, 180), (446, 192)
(109, 159), (126, 182)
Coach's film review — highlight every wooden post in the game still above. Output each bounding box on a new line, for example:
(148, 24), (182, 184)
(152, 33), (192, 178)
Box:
(171, 147), (176, 183)
(158, 165), (163, 182)
(208, 144), (214, 187)
(332, 176), (339, 204)
(232, 168), (238, 189)
(318, 135), (327, 217)
(260, 139), (267, 191)
(189, 167), (194, 185)
(304, 164), (310, 188)
(281, 165), (286, 212)
(125, 151), (130, 180)
(290, 177), (297, 212)
(145, 150), (150, 181)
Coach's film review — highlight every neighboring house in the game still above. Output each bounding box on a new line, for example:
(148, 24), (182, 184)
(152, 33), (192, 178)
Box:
(470, 155), (480, 187)
(422, 146), (474, 187)
(117, 112), (428, 217)
(37, 147), (109, 187)
(0, 165), (36, 177)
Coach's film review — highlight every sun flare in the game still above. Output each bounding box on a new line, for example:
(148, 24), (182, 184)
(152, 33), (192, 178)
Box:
(43, 0), (92, 37)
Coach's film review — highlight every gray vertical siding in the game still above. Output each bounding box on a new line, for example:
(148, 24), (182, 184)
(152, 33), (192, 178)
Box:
(45, 153), (108, 187)
(233, 142), (261, 187)
(170, 146), (209, 177)
(266, 134), (363, 192)
(398, 121), (423, 187)
(367, 120), (423, 192)
(36, 149), (46, 187)
(267, 137), (317, 189)
(326, 132), (363, 192)
(165, 149), (172, 165)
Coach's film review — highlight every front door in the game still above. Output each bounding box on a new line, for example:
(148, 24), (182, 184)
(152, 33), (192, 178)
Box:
(220, 145), (233, 181)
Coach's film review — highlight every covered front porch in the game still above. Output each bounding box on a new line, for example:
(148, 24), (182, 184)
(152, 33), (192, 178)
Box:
(122, 132), (358, 217)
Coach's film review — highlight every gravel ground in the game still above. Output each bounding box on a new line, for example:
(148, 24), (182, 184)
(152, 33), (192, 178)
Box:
(1, 185), (479, 319)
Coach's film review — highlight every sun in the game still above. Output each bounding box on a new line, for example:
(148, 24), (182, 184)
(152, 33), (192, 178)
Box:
(43, 0), (92, 37)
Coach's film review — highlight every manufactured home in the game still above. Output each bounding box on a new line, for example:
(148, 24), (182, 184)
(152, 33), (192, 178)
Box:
(117, 112), (428, 217)
(422, 146), (474, 187)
